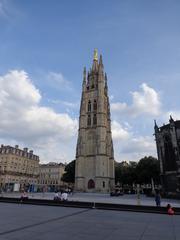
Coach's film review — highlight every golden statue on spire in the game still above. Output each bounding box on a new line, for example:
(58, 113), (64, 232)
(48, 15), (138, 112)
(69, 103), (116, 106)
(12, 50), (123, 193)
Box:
(93, 49), (98, 61)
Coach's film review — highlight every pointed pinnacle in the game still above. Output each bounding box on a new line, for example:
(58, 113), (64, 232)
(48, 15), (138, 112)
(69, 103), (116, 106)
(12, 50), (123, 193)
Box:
(93, 49), (98, 61)
(99, 54), (103, 65)
(83, 67), (86, 79)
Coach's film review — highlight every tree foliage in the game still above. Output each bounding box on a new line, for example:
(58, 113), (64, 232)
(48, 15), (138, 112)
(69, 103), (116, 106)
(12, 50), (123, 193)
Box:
(115, 156), (160, 185)
(115, 161), (137, 185)
(136, 156), (160, 184)
(61, 160), (75, 183)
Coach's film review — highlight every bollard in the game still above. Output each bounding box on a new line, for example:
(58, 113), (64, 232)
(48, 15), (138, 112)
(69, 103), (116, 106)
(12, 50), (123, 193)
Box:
(136, 184), (141, 206)
(92, 202), (96, 209)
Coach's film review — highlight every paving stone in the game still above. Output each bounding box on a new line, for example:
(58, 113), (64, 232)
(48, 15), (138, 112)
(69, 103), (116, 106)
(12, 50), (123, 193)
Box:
(0, 202), (180, 240)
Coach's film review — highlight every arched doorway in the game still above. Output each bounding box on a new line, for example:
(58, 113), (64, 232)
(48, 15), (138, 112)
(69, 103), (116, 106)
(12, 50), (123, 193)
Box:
(88, 179), (95, 189)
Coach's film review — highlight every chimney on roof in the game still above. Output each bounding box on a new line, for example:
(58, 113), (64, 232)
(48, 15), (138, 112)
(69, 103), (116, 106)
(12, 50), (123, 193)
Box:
(23, 148), (28, 152)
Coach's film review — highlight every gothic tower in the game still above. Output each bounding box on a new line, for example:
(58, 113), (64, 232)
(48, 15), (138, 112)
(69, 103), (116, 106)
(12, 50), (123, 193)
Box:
(75, 50), (115, 192)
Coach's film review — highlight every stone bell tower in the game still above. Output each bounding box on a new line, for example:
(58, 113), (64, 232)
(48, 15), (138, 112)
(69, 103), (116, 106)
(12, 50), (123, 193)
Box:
(75, 50), (115, 192)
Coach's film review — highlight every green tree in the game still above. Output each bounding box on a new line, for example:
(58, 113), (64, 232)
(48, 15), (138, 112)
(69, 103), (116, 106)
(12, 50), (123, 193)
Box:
(136, 156), (160, 184)
(115, 161), (137, 185)
(115, 157), (160, 186)
(61, 160), (75, 183)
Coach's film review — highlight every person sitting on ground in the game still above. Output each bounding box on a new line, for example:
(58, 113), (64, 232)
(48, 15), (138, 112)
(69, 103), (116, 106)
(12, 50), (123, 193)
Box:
(20, 191), (28, 201)
(167, 204), (175, 215)
(53, 191), (59, 201)
(61, 191), (68, 201)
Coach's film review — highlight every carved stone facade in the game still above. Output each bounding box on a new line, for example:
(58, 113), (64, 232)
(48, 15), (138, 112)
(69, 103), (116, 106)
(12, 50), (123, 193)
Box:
(154, 116), (180, 192)
(75, 50), (115, 192)
(0, 145), (39, 192)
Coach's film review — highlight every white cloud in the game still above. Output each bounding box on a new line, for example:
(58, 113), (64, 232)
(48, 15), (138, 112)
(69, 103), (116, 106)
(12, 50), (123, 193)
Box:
(114, 135), (156, 162)
(121, 136), (155, 154)
(0, 70), (78, 163)
(49, 99), (79, 109)
(0, 0), (13, 19)
(47, 72), (72, 91)
(0, 70), (41, 105)
(111, 102), (127, 112)
(111, 83), (161, 117)
(112, 120), (130, 141)
(0, 0), (7, 17)
(110, 119), (156, 162)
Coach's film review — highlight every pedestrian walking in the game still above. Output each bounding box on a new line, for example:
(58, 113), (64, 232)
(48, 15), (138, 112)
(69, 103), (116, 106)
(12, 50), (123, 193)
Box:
(155, 191), (161, 206)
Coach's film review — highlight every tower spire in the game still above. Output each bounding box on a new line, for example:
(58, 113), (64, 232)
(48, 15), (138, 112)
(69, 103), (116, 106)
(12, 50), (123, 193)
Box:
(98, 54), (104, 74)
(75, 51), (115, 193)
(92, 49), (98, 72)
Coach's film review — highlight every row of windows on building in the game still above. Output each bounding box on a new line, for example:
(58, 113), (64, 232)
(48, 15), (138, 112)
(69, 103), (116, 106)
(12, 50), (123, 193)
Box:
(87, 114), (97, 126)
(0, 148), (39, 160)
(39, 180), (59, 185)
(0, 161), (35, 168)
(0, 165), (37, 172)
(0, 178), (37, 183)
(0, 156), (34, 162)
(88, 100), (97, 112)
(39, 169), (61, 173)
(39, 173), (60, 177)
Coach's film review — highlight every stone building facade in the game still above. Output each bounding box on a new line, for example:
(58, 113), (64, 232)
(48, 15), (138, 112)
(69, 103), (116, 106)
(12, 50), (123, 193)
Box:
(0, 145), (39, 192)
(38, 162), (65, 192)
(154, 116), (180, 192)
(75, 50), (115, 192)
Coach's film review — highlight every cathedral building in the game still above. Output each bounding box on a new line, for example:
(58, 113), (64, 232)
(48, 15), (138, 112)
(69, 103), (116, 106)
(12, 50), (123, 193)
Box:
(75, 50), (115, 192)
(154, 116), (180, 192)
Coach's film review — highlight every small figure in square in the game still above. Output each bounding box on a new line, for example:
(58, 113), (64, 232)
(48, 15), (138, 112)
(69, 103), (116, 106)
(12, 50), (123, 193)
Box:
(155, 190), (161, 207)
(167, 204), (175, 215)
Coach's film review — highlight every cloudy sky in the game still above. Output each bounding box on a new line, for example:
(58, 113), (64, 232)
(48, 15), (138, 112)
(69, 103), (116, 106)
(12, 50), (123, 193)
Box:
(0, 0), (180, 163)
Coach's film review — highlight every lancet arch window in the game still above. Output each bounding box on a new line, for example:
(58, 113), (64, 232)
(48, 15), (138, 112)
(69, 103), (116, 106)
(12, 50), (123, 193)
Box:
(88, 101), (91, 112)
(93, 114), (97, 125)
(93, 100), (97, 111)
(87, 114), (91, 126)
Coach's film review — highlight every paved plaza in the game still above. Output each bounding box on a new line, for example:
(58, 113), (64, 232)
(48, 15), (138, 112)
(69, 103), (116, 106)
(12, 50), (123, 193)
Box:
(0, 202), (180, 240)
(2, 192), (180, 207)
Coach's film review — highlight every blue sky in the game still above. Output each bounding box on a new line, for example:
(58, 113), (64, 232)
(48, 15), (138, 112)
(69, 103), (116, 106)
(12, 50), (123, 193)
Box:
(0, 0), (180, 163)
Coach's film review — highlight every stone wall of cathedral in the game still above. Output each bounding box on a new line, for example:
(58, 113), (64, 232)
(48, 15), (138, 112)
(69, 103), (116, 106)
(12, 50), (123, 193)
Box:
(154, 117), (180, 192)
